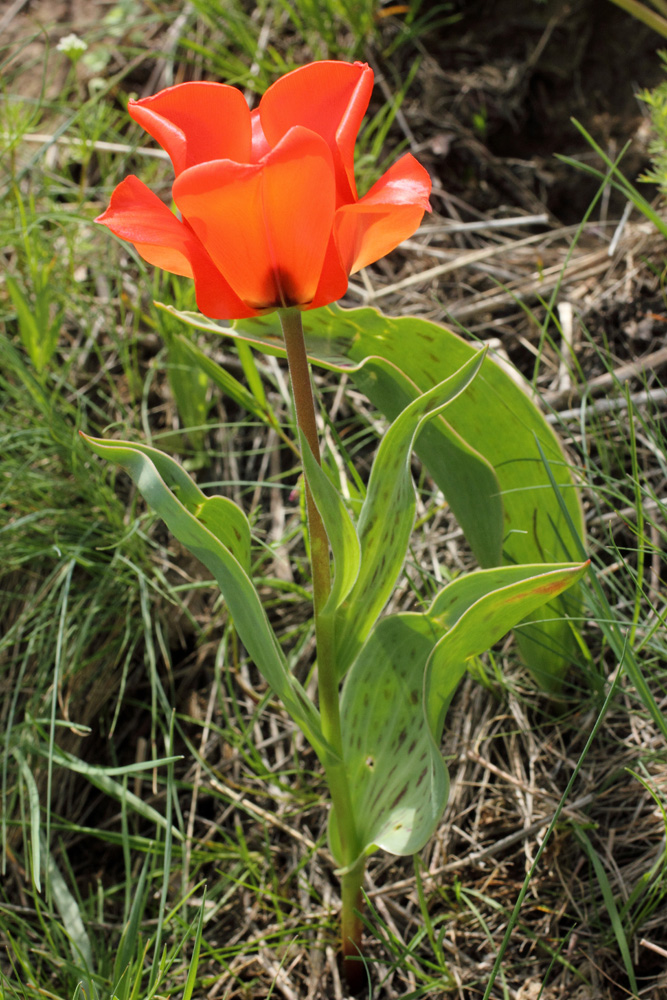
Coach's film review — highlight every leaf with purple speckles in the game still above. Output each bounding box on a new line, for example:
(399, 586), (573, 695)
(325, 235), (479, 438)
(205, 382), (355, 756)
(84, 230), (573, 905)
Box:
(299, 431), (361, 616)
(330, 614), (448, 864)
(424, 561), (589, 737)
(333, 350), (485, 678)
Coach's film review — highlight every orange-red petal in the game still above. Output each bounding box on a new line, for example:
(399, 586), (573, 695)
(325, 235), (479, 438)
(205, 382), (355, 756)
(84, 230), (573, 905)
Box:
(258, 61), (373, 204)
(309, 235), (349, 310)
(96, 175), (198, 277)
(173, 126), (337, 311)
(95, 176), (255, 318)
(333, 153), (432, 273)
(129, 82), (251, 176)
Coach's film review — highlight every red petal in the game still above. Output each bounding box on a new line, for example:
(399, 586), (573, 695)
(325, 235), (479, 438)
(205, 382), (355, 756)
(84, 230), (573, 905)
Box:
(96, 175), (198, 276)
(333, 154), (432, 273)
(95, 176), (255, 318)
(309, 235), (349, 310)
(173, 126), (337, 311)
(128, 82), (251, 176)
(259, 61), (373, 204)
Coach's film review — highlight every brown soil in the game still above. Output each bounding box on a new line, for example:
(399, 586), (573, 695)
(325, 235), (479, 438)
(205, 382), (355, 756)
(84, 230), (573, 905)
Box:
(418, 0), (663, 221)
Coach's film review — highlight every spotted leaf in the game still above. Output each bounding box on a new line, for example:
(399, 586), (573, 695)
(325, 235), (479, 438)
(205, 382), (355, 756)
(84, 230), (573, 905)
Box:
(425, 561), (589, 737)
(329, 614), (448, 865)
(333, 350), (484, 676)
(299, 431), (361, 616)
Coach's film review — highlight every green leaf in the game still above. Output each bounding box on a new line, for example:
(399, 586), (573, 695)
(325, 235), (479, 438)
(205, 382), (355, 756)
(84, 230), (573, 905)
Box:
(425, 562), (589, 737)
(334, 561), (587, 864)
(299, 431), (361, 616)
(82, 434), (326, 760)
(45, 840), (95, 975)
(160, 302), (585, 686)
(194, 496), (251, 574)
(331, 614), (449, 863)
(334, 350), (485, 676)
(12, 748), (41, 891)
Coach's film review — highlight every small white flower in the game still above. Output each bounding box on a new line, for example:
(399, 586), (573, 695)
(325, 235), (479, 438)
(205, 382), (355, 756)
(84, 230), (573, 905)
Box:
(57, 33), (88, 59)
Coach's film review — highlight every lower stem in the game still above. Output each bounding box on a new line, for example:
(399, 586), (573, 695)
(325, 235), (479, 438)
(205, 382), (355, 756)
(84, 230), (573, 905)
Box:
(341, 856), (366, 993)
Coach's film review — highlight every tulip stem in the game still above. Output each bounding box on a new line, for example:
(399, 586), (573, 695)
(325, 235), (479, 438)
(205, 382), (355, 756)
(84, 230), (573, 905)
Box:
(278, 310), (343, 750)
(341, 857), (366, 992)
(279, 308), (364, 985)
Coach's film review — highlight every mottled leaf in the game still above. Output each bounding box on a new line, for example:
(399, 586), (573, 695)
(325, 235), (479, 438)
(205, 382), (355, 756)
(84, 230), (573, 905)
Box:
(334, 560), (588, 864)
(299, 431), (361, 616)
(425, 562), (589, 737)
(334, 350), (485, 676)
(330, 614), (448, 865)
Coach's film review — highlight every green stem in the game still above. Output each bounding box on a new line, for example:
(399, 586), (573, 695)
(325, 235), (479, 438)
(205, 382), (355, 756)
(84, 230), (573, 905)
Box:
(279, 309), (364, 982)
(279, 309), (341, 752)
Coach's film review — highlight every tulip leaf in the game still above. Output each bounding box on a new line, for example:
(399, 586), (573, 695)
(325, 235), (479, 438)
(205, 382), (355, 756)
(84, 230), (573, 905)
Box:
(424, 561), (590, 737)
(195, 495), (251, 573)
(160, 302), (585, 689)
(331, 558), (587, 866)
(299, 432), (361, 617)
(334, 350), (485, 677)
(81, 434), (326, 760)
(330, 614), (449, 865)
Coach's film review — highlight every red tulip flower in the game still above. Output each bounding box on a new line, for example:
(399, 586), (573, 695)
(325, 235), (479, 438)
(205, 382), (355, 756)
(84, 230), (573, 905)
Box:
(96, 61), (432, 319)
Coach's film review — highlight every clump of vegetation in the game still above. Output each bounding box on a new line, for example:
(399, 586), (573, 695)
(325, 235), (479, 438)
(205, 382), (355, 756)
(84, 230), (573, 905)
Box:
(640, 52), (667, 195)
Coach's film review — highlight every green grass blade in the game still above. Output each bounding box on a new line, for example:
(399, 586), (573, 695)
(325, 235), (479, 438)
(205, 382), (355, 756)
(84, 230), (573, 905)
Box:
(44, 839), (95, 977)
(574, 826), (638, 994)
(114, 855), (150, 990)
(182, 887), (206, 1000)
(11, 748), (41, 892)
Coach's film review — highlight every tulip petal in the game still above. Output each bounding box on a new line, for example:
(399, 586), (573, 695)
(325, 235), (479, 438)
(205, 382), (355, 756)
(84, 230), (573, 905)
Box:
(310, 235), (350, 309)
(334, 153), (432, 273)
(129, 82), (252, 175)
(259, 61), (373, 203)
(95, 176), (256, 318)
(96, 175), (199, 277)
(173, 126), (337, 311)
